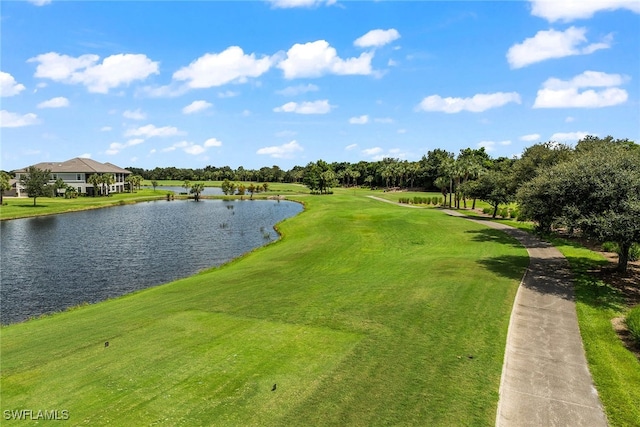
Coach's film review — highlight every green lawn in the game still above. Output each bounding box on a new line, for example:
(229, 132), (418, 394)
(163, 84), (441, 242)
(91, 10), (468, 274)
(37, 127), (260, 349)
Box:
(0, 190), (167, 221)
(1, 190), (528, 426)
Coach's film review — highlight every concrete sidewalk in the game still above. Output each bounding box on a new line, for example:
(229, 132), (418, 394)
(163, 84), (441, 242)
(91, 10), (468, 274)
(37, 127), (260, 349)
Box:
(443, 210), (608, 427)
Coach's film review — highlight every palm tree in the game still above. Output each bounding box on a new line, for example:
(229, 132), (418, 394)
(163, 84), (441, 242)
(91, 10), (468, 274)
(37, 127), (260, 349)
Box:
(87, 174), (102, 196)
(101, 174), (115, 196)
(190, 183), (205, 201)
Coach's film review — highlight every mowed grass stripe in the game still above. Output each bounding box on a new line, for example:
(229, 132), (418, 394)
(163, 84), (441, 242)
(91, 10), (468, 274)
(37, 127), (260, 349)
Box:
(1, 192), (528, 426)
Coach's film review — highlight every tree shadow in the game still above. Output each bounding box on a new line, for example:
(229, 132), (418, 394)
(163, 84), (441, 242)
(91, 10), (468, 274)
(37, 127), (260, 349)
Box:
(476, 254), (530, 282)
(15, 204), (48, 208)
(465, 229), (523, 249)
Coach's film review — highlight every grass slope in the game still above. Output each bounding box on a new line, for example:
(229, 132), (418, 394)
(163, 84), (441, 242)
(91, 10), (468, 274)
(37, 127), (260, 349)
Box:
(1, 191), (528, 426)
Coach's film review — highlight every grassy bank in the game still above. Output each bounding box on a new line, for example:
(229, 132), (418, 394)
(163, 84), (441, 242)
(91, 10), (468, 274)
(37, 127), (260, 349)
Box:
(1, 190), (528, 426)
(0, 190), (167, 221)
(550, 238), (640, 427)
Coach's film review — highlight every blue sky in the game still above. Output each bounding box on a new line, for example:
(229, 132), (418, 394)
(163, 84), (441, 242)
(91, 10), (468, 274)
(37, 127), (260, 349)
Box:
(1, 0), (639, 171)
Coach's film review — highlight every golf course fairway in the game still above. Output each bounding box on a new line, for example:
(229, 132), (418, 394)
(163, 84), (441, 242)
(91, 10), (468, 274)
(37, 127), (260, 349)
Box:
(1, 192), (529, 426)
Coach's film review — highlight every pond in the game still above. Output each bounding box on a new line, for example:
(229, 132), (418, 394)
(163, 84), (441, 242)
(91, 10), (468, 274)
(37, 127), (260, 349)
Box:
(0, 199), (303, 325)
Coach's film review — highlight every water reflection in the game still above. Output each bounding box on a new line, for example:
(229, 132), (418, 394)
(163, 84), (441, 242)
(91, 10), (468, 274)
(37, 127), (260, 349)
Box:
(0, 199), (302, 324)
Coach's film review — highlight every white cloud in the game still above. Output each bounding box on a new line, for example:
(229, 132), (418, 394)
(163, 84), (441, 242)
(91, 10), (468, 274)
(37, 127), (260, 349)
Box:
(0, 110), (39, 128)
(138, 83), (189, 98)
(204, 138), (222, 147)
(349, 115), (369, 124)
(278, 40), (373, 79)
(105, 138), (145, 155)
(100, 126), (112, 132)
(345, 143), (358, 150)
(37, 96), (69, 108)
(267, 0), (335, 9)
(477, 140), (512, 152)
(507, 27), (611, 69)
(273, 99), (332, 114)
(374, 117), (395, 124)
(125, 124), (183, 138)
(123, 109), (146, 120)
(565, 116), (575, 122)
(276, 84), (319, 96)
(416, 92), (521, 113)
(533, 70), (629, 108)
(0, 72), (26, 97)
(520, 133), (541, 142)
(550, 131), (592, 142)
(29, 52), (159, 94)
(182, 100), (212, 114)
(354, 29), (401, 48)
(161, 138), (221, 156)
(256, 140), (304, 158)
(530, 0), (640, 22)
(27, 0), (52, 5)
(78, 153), (91, 158)
(362, 147), (383, 156)
(173, 47), (273, 89)
(397, 129), (407, 134)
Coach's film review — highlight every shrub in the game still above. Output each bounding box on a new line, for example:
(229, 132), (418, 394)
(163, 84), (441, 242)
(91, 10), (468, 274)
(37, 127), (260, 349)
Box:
(602, 241), (618, 252)
(629, 243), (640, 262)
(482, 207), (493, 215)
(626, 306), (640, 345)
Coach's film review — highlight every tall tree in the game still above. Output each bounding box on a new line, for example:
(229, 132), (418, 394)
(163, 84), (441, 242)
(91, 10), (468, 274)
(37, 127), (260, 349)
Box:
(19, 166), (52, 206)
(190, 182), (205, 201)
(518, 142), (640, 272)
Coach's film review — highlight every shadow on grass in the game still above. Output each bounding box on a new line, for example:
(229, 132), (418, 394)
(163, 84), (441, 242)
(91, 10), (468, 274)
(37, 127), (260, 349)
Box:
(476, 254), (529, 282)
(465, 229), (523, 248)
(15, 204), (48, 208)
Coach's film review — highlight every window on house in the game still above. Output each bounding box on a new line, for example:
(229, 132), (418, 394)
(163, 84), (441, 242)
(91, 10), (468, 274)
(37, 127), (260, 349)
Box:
(77, 174), (82, 181)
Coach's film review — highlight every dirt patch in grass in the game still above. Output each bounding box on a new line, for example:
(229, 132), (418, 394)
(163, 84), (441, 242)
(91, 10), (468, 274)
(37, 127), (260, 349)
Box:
(611, 316), (640, 361)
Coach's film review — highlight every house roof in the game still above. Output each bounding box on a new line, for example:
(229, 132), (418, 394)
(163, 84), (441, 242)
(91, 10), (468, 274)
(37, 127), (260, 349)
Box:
(14, 158), (131, 174)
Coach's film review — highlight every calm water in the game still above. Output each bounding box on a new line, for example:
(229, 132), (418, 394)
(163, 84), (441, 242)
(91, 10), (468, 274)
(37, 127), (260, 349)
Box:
(0, 199), (302, 325)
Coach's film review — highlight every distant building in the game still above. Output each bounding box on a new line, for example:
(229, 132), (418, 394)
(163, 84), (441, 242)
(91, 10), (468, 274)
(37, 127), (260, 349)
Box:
(13, 157), (131, 197)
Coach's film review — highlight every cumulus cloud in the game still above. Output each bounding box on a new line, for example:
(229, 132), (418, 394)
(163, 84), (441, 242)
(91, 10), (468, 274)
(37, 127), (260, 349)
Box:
(1, 72), (26, 97)
(345, 143), (358, 150)
(182, 100), (212, 114)
(507, 27), (611, 69)
(123, 109), (146, 120)
(0, 110), (39, 127)
(349, 115), (369, 124)
(105, 138), (145, 155)
(28, 52), (159, 94)
(276, 84), (319, 96)
(416, 92), (521, 113)
(273, 99), (332, 114)
(205, 139), (222, 152)
(362, 147), (383, 156)
(267, 0), (335, 9)
(162, 138), (222, 156)
(173, 47), (273, 89)
(256, 140), (304, 159)
(520, 133), (541, 142)
(533, 70), (629, 108)
(550, 131), (592, 142)
(37, 96), (69, 108)
(354, 29), (401, 48)
(529, 0), (640, 22)
(278, 40), (373, 79)
(125, 124), (183, 138)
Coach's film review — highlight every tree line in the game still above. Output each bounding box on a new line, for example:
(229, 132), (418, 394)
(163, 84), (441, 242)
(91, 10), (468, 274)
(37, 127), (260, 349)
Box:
(5, 135), (638, 271)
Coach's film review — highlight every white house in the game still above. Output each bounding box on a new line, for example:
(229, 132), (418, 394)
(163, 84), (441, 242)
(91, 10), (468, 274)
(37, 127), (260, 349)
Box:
(13, 158), (132, 197)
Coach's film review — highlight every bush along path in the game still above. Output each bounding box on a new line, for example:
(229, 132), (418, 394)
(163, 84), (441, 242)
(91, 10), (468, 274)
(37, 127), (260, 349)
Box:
(442, 209), (607, 427)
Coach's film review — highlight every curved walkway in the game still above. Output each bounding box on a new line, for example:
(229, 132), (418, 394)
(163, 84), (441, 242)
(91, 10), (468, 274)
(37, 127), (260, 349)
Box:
(442, 210), (607, 427)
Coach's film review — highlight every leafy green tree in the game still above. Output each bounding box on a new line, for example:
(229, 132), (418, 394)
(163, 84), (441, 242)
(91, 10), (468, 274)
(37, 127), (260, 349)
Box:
(518, 143), (640, 271)
(0, 171), (11, 204)
(19, 166), (52, 206)
(248, 183), (256, 199)
(237, 184), (246, 196)
(64, 186), (78, 199)
(466, 170), (512, 218)
(511, 141), (572, 190)
(190, 182), (205, 201)
(151, 180), (158, 191)
(182, 180), (191, 194)
(221, 179), (236, 195)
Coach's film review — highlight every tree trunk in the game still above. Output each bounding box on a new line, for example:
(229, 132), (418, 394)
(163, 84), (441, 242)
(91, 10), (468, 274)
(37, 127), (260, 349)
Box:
(472, 198), (476, 209)
(492, 205), (498, 218)
(33, 196), (37, 206)
(617, 242), (630, 273)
